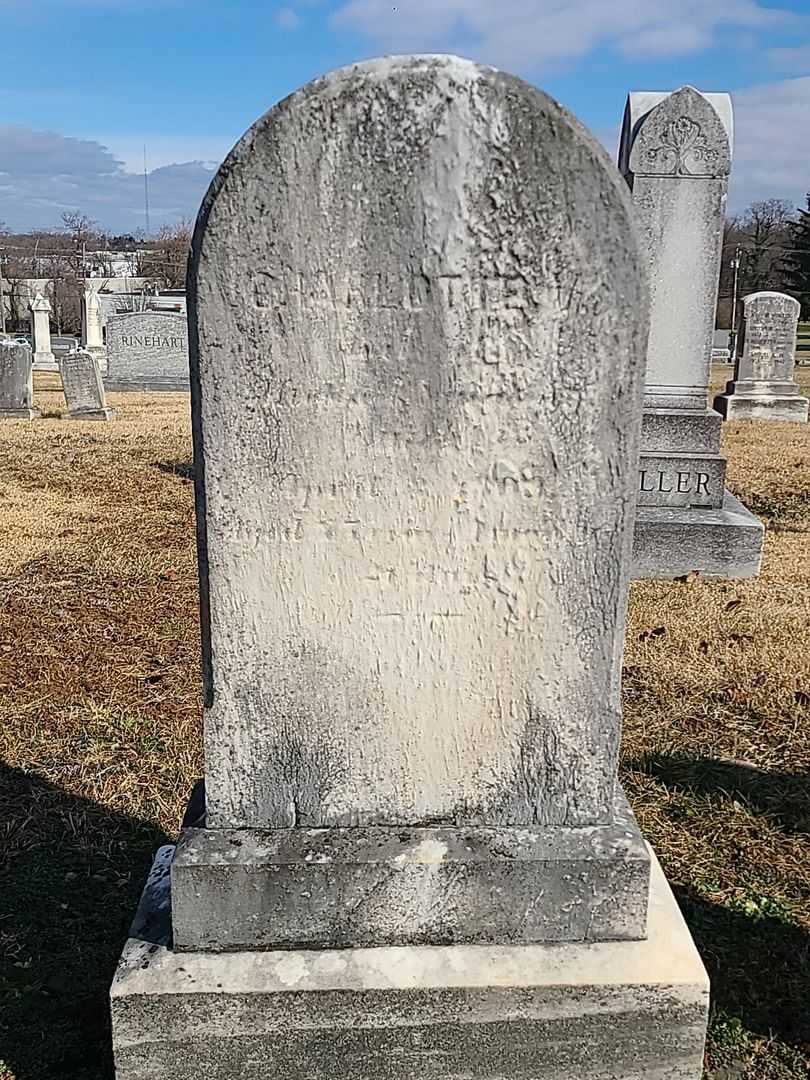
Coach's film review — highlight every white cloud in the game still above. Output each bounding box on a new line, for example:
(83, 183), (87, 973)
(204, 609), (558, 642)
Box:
(276, 6), (301, 28)
(332, 0), (797, 71)
(0, 126), (217, 232)
(731, 76), (810, 210)
(767, 43), (810, 75)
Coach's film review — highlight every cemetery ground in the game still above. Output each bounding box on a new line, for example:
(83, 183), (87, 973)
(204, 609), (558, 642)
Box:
(0, 371), (807, 1080)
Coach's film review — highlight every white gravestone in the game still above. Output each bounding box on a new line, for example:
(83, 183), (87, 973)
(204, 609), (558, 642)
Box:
(712, 328), (731, 362)
(111, 56), (709, 1080)
(715, 292), (808, 422)
(0, 340), (39, 419)
(105, 311), (189, 391)
(61, 348), (116, 421)
(81, 289), (108, 374)
(29, 293), (57, 372)
(620, 86), (762, 579)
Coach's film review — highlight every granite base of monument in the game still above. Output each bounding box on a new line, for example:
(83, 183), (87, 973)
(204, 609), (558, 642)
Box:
(170, 789), (651, 951)
(111, 847), (709, 1080)
(714, 387), (809, 424)
(633, 490), (764, 580)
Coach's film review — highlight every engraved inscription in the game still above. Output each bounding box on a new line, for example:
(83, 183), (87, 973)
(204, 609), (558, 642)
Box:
(638, 469), (711, 498)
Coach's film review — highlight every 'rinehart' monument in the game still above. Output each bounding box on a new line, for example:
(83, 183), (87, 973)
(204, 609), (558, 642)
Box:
(620, 87), (763, 579)
(105, 311), (189, 391)
(111, 56), (709, 1079)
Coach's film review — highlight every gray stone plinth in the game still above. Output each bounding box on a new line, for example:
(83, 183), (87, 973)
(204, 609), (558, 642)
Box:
(171, 790), (651, 951)
(640, 408), (722, 455)
(714, 391), (808, 424)
(633, 490), (763, 580)
(111, 847), (709, 1080)
(637, 451), (725, 509)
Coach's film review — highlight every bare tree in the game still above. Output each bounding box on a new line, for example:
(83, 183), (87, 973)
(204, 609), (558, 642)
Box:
(137, 221), (192, 289)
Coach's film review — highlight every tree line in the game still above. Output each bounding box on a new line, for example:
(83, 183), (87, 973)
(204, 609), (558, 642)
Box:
(3, 195), (810, 337)
(0, 211), (191, 336)
(718, 194), (810, 326)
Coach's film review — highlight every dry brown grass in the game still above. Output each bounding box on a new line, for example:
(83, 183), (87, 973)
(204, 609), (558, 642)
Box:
(0, 369), (808, 1079)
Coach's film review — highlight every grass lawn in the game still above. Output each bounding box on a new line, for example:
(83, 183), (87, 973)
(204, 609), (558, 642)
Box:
(1, 368), (808, 1080)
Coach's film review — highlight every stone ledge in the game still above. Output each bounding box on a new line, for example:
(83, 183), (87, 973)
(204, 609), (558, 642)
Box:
(0, 408), (41, 419)
(111, 847), (708, 1080)
(170, 789), (650, 951)
(65, 407), (117, 421)
(633, 490), (763, 580)
(714, 393), (809, 424)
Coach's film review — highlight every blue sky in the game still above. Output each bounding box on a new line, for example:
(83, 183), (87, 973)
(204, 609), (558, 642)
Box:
(2, 0), (810, 232)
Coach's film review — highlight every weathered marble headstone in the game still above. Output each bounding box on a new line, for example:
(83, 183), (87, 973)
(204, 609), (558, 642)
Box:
(61, 348), (116, 420)
(81, 288), (108, 373)
(105, 311), (189, 390)
(0, 340), (39, 419)
(111, 56), (709, 1080)
(620, 87), (763, 578)
(715, 292), (808, 422)
(29, 292), (57, 372)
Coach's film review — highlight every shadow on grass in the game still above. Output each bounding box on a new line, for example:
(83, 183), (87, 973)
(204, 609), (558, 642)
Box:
(154, 460), (195, 482)
(676, 885), (810, 1047)
(627, 753), (810, 834)
(0, 762), (169, 1080)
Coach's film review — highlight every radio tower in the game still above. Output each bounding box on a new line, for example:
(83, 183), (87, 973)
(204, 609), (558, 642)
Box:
(143, 144), (151, 237)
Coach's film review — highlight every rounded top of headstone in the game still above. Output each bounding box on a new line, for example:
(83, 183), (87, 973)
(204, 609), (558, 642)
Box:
(193, 53), (636, 258)
(627, 85), (731, 179)
(743, 291), (801, 313)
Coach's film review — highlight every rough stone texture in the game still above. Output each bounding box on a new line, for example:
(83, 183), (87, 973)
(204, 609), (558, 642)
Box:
(61, 349), (116, 420)
(0, 340), (39, 419)
(714, 292), (808, 423)
(633, 491), (764, 579)
(620, 87), (762, 577)
(111, 846), (709, 1080)
(191, 55), (648, 837)
(640, 408), (721, 454)
(171, 790), (650, 951)
(29, 292), (57, 371)
(106, 312), (189, 391)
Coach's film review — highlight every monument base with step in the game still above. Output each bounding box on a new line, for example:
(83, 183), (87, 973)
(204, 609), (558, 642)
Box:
(632, 490), (763, 580)
(714, 392), (809, 424)
(0, 407), (40, 420)
(111, 847), (709, 1080)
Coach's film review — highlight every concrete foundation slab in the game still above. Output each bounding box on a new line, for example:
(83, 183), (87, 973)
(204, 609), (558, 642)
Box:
(111, 846), (708, 1080)
(65, 407), (117, 421)
(0, 408), (40, 419)
(170, 790), (651, 951)
(632, 489), (763, 580)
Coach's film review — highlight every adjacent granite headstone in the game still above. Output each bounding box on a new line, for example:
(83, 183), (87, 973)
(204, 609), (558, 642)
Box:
(0, 340), (39, 419)
(620, 86), (763, 579)
(81, 288), (108, 374)
(715, 292), (808, 422)
(29, 292), (57, 372)
(105, 311), (189, 390)
(111, 56), (709, 1080)
(61, 348), (116, 421)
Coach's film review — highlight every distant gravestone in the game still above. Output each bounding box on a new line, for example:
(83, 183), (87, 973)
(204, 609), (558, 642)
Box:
(0, 340), (39, 419)
(620, 86), (763, 579)
(715, 292), (808, 422)
(82, 289), (108, 373)
(111, 56), (709, 1080)
(61, 348), (116, 421)
(29, 292), (57, 372)
(105, 311), (189, 390)
(712, 328), (731, 361)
